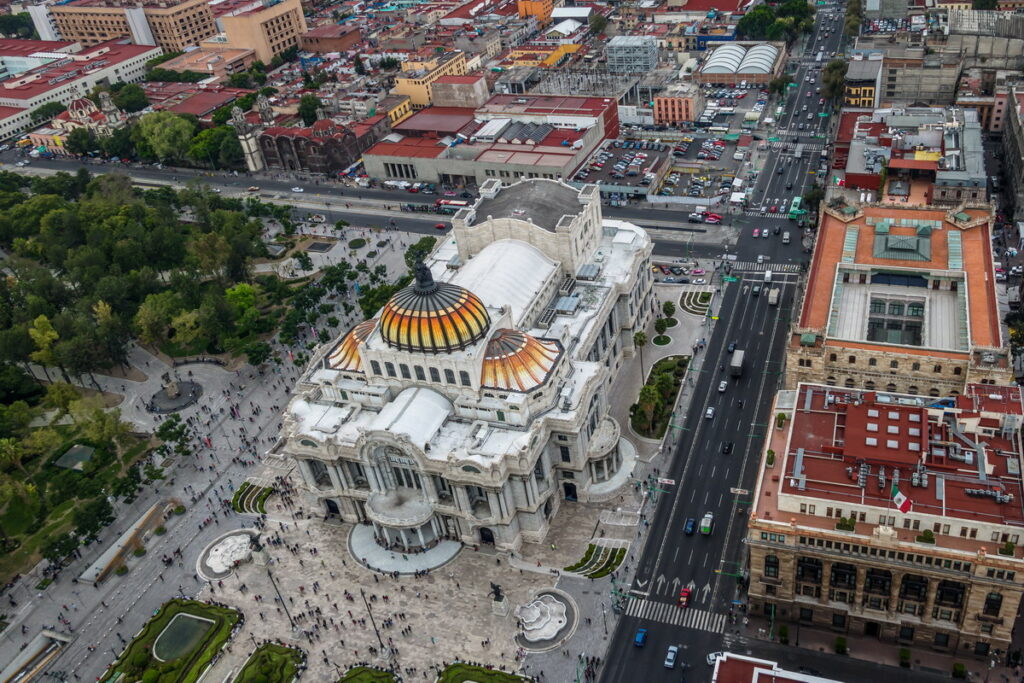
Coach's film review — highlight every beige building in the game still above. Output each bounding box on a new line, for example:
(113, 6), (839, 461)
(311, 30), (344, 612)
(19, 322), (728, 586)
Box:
(202, 0), (307, 64)
(748, 382), (1024, 659)
(158, 47), (254, 80)
(786, 201), (1012, 397)
(48, 0), (216, 51)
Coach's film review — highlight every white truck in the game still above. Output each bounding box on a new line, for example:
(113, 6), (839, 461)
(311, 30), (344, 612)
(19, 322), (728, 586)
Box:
(768, 288), (780, 306)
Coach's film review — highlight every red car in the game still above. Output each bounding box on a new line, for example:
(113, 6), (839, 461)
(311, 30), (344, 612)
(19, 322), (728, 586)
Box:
(434, 223), (446, 230)
(753, 228), (760, 237)
(678, 588), (692, 608)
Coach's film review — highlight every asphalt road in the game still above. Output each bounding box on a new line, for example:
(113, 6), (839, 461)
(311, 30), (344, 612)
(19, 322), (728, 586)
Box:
(599, 5), (847, 681)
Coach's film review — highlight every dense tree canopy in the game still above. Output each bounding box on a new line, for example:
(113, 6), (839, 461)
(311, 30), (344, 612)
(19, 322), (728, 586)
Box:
(0, 170), (269, 377)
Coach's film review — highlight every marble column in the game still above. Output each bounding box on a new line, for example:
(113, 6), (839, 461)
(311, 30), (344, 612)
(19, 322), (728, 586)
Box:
(367, 465), (384, 492)
(487, 490), (500, 520)
(888, 572), (903, 618)
(454, 486), (471, 513)
(399, 528), (410, 550)
(334, 462), (350, 489)
(922, 580), (937, 623)
(416, 525), (426, 548)
(853, 566), (867, 613)
(819, 560), (833, 605)
(326, 464), (344, 491)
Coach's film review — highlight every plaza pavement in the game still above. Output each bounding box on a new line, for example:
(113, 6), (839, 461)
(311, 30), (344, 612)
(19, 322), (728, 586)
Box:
(0, 243), (722, 682)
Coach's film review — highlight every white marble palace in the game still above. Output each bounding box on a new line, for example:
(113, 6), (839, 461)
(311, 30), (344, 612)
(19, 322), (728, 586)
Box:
(277, 178), (655, 551)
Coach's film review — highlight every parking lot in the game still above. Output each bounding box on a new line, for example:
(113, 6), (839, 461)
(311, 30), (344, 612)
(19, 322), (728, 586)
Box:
(571, 139), (671, 189)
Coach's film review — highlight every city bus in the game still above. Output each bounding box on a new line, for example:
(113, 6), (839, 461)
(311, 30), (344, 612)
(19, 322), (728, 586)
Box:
(793, 143), (804, 160)
(788, 196), (807, 220)
(435, 199), (470, 214)
(707, 126), (730, 134)
(815, 51), (824, 63)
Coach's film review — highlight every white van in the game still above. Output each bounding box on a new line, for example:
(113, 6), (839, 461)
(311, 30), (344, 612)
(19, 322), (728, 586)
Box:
(782, 231), (791, 244)
(764, 270), (772, 283)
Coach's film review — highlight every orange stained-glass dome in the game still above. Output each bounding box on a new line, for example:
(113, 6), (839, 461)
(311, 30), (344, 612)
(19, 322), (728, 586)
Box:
(481, 329), (561, 392)
(328, 318), (378, 371)
(379, 262), (491, 353)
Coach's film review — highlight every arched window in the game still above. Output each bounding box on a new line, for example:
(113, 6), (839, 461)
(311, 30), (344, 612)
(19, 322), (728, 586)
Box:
(444, 369), (456, 384)
(385, 362), (396, 377)
(886, 383), (897, 392)
(414, 366), (426, 381)
(865, 381), (875, 390)
(400, 364), (411, 379)
(429, 367), (440, 382)
(459, 370), (471, 386)
(370, 360), (381, 375)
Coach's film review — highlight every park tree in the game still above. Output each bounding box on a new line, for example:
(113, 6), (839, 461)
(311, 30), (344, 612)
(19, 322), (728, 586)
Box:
(404, 236), (437, 269)
(662, 301), (676, 318)
(64, 128), (98, 155)
(72, 400), (132, 459)
(298, 94), (322, 126)
(169, 309), (203, 348)
(655, 318), (668, 336)
(293, 251), (314, 273)
(637, 385), (661, 432)
(244, 341), (272, 366)
(43, 382), (80, 418)
(112, 83), (149, 112)
(73, 496), (114, 541)
(633, 331), (648, 379)
(42, 532), (79, 564)
(0, 438), (27, 474)
(353, 55), (366, 75)
(588, 13), (608, 34)
(0, 13), (35, 38)
(135, 111), (195, 161)
(28, 315), (61, 381)
(30, 102), (66, 124)
(134, 291), (182, 346)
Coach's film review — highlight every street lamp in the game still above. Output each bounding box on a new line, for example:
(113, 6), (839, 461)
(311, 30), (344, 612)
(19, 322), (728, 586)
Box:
(360, 588), (387, 655)
(265, 567), (295, 629)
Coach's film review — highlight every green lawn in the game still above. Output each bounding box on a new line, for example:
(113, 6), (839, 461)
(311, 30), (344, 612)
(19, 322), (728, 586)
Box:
(101, 599), (239, 683)
(235, 643), (304, 682)
(438, 664), (529, 683)
(0, 429), (150, 583)
(338, 667), (397, 682)
(631, 355), (689, 439)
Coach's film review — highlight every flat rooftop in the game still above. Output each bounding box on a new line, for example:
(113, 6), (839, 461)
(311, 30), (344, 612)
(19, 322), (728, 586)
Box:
(774, 384), (1024, 527)
(471, 180), (580, 232)
(799, 204), (999, 352)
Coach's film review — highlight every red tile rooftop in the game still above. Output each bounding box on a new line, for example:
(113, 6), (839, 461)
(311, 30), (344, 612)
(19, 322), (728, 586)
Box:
(366, 136), (446, 159)
(392, 106), (477, 135)
(0, 39), (75, 55)
(712, 653), (824, 683)
(0, 41), (159, 101)
(778, 384), (1024, 526)
(481, 94), (614, 116)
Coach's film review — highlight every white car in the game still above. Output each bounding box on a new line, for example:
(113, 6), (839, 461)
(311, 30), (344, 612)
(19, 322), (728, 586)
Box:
(291, 186), (304, 193)
(718, 380), (727, 393)
(705, 407), (716, 419)
(707, 652), (724, 666)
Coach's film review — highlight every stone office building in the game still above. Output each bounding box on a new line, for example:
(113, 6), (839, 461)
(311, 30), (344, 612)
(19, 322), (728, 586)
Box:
(748, 382), (1024, 658)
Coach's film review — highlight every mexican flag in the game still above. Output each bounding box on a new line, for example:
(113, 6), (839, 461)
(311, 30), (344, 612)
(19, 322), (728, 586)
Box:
(891, 484), (912, 513)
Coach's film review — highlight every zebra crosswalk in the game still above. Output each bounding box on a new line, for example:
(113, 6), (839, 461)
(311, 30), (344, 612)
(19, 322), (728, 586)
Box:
(743, 209), (788, 218)
(767, 140), (825, 152)
(729, 261), (802, 273)
(625, 597), (727, 634)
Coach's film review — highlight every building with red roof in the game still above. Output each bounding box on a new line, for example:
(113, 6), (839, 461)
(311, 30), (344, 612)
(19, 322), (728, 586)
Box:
(786, 199), (1011, 396)
(712, 653), (840, 683)
(256, 113), (391, 175)
(362, 93), (617, 187)
(748, 381), (1024, 655)
(0, 38), (160, 140)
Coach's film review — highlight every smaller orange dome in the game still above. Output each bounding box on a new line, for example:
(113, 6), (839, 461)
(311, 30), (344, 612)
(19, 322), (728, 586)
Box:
(481, 329), (560, 392)
(328, 318), (377, 371)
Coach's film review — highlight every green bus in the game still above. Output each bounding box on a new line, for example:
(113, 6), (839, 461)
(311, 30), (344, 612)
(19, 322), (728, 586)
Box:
(788, 196), (807, 220)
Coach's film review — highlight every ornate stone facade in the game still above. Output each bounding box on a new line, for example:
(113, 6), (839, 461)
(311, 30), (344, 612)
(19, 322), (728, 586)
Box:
(275, 179), (656, 551)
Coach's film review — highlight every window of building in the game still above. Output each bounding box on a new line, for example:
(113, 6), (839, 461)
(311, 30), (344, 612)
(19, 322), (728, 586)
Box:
(848, 355), (856, 364)
(934, 365), (942, 373)
(444, 369), (455, 384)
(799, 607), (813, 622)
(934, 633), (949, 648)
(953, 367), (962, 375)
(983, 592), (1003, 617)
(496, 410), (505, 422)
(868, 358), (877, 367)
(385, 362), (396, 377)
(832, 613), (846, 628)
(459, 371), (471, 386)
(414, 366), (426, 381)
(764, 555), (779, 578)
(829, 353), (837, 362)
(899, 625), (914, 641)
(559, 446), (571, 463)
(400, 364), (411, 379)
(429, 367), (440, 382)
(370, 360), (381, 375)
(890, 360), (899, 369)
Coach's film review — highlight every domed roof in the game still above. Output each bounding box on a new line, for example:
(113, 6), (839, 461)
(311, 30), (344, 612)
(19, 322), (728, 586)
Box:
(68, 97), (95, 113)
(327, 318), (377, 371)
(481, 329), (561, 392)
(379, 262), (491, 353)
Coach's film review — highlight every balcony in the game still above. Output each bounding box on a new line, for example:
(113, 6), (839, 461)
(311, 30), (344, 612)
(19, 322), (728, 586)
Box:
(366, 488), (433, 527)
